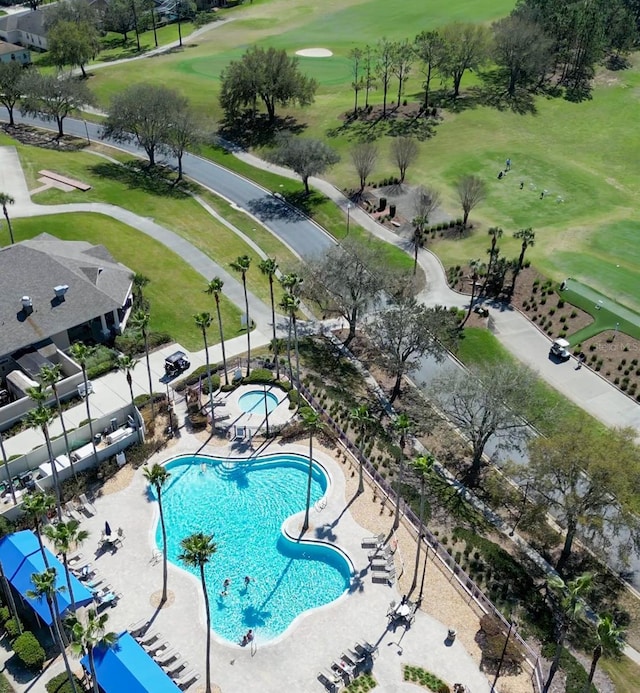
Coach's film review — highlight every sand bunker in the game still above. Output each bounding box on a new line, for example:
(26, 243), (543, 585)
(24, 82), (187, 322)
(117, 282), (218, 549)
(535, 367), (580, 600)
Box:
(295, 48), (333, 58)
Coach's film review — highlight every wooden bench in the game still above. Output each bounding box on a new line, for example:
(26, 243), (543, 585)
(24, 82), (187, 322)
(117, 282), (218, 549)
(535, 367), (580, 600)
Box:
(39, 170), (92, 191)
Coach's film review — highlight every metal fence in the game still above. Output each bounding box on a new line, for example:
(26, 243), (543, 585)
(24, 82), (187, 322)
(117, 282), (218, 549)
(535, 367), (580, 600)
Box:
(298, 380), (544, 693)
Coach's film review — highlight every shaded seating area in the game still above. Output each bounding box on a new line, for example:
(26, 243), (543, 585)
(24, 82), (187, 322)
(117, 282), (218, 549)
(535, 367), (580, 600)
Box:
(81, 632), (182, 693)
(0, 531), (94, 623)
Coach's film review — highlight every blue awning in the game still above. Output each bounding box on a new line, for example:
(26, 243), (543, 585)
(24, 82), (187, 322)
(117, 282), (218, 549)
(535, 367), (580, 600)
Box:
(0, 530), (94, 625)
(81, 632), (181, 693)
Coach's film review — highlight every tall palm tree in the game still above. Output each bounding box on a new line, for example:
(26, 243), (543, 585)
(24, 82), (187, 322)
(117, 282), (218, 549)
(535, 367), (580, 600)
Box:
(543, 573), (592, 693)
(22, 491), (56, 566)
(131, 273), (150, 310)
(27, 568), (78, 693)
(129, 310), (155, 419)
(205, 277), (229, 386)
(392, 414), (411, 531)
(67, 609), (117, 693)
(0, 193), (15, 245)
(69, 342), (98, 462)
(259, 258), (280, 379)
(461, 259), (484, 326)
(583, 614), (624, 693)
(349, 404), (374, 494)
(0, 430), (17, 505)
(39, 364), (76, 479)
(511, 227), (535, 293)
(300, 407), (323, 534)
(144, 464), (171, 605)
(25, 387), (63, 521)
(179, 532), (217, 693)
(194, 312), (215, 429)
(230, 255), (252, 377)
(279, 293), (301, 394)
(117, 354), (138, 408)
(409, 454), (434, 595)
(44, 520), (89, 613)
(485, 226), (503, 287)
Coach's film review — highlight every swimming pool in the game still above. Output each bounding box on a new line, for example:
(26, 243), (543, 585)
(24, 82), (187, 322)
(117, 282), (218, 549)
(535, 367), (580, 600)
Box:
(238, 390), (279, 414)
(155, 454), (352, 644)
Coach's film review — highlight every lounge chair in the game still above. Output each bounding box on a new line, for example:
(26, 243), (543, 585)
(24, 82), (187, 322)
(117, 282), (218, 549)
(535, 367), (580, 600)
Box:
(166, 659), (189, 678)
(368, 545), (392, 561)
(317, 671), (338, 691)
(156, 649), (180, 667)
(138, 630), (162, 647)
(67, 552), (84, 564)
(78, 493), (97, 516)
(361, 533), (385, 549)
(144, 640), (169, 655)
(175, 670), (200, 690)
(64, 501), (80, 520)
(129, 619), (149, 638)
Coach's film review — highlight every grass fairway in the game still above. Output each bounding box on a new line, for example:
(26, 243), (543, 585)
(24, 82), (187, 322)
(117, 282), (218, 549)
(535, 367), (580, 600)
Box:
(599, 656), (640, 693)
(86, 0), (640, 310)
(11, 214), (242, 351)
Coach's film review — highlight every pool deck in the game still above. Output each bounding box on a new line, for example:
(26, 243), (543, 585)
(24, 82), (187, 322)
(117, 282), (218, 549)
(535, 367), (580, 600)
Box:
(30, 429), (491, 693)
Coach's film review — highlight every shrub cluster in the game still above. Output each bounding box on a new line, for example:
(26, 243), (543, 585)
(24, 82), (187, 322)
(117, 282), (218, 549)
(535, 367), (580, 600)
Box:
(45, 672), (85, 693)
(13, 631), (45, 670)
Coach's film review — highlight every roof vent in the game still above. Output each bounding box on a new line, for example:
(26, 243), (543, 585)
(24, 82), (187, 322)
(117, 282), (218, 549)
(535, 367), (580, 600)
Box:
(54, 285), (69, 299)
(21, 296), (33, 314)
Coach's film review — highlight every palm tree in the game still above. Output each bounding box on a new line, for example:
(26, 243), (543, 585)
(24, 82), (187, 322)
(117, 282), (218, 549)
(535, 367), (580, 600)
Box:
(179, 532), (217, 693)
(22, 491), (56, 566)
(543, 573), (592, 693)
(409, 454), (434, 595)
(143, 464), (171, 605)
(461, 259), (484, 326)
(511, 227), (535, 293)
(0, 430), (17, 505)
(129, 310), (155, 419)
(194, 312), (215, 429)
(259, 258), (280, 379)
(44, 520), (89, 613)
(300, 407), (323, 534)
(39, 364), (76, 479)
(279, 293), (301, 394)
(67, 608), (117, 693)
(25, 387), (63, 521)
(28, 568), (78, 693)
(485, 226), (503, 286)
(583, 614), (624, 693)
(230, 255), (252, 377)
(0, 193), (15, 245)
(131, 272), (150, 310)
(392, 414), (411, 531)
(69, 342), (98, 462)
(349, 404), (374, 494)
(205, 277), (229, 386)
(117, 354), (138, 408)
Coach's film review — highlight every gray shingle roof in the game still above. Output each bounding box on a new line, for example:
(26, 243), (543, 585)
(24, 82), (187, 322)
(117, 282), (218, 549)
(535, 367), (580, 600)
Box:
(0, 234), (132, 357)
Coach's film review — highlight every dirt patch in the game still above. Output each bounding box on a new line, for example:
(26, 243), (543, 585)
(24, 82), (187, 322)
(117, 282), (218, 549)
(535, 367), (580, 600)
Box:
(1, 123), (87, 151)
(100, 464), (135, 495)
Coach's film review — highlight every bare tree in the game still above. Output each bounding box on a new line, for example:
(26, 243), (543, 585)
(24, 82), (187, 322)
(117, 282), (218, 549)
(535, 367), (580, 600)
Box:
(350, 142), (378, 194)
(391, 39), (413, 106)
(391, 136), (419, 183)
(375, 38), (395, 116)
(302, 238), (394, 347)
(367, 297), (459, 404)
(440, 23), (491, 97)
(414, 29), (445, 110)
(363, 44), (375, 109)
(456, 174), (486, 226)
(268, 135), (339, 194)
(429, 361), (542, 486)
(349, 47), (364, 116)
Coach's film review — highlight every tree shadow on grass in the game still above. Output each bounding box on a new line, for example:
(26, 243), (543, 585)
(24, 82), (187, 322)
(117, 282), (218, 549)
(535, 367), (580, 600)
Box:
(326, 107), (438, 143)
(218, 112), (306, 149)
(89, 160), (197, 198)
(476, 71), (538, 115)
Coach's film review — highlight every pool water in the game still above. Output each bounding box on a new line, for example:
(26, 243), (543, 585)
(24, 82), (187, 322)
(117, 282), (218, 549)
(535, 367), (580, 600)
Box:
(238, 390), (280, 414)
(155, 454), (351, 644)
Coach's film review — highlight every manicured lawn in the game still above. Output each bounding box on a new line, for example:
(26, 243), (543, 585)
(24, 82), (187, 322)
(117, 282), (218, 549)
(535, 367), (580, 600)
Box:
(11, 214), (241, 351)
(456, 327), (513, 364)
(9, 138), (297, 306)
(85, 0), (640, 311)
(599, 655), (640, 693)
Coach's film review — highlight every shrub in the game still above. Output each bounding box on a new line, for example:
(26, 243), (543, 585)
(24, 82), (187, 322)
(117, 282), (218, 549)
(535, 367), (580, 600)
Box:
(0, 606), (10, 625)
(570, 310), (578, 318)
(173, 365), (221, 392)
(114, 330), (172, 357)
(13, 631), (45, 670)
(243, 368), (274, 385)
(46, 672), (85, 693)
(557, 299), (565, 308)
(288, 389), (300, 409)
(193, 10), (219, 27)
(5, 618), (21, 639)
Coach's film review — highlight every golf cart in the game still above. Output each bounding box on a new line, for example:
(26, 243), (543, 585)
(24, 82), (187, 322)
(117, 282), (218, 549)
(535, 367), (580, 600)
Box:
(550, 338), (571, 361)
(164, 351), (190, 377)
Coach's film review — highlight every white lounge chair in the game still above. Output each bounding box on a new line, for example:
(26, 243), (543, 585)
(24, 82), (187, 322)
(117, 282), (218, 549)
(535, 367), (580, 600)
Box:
(361, 533), (385, 549)
(78, 493), (97, 516)
(64, 501), (80, 520)
(176, 670), (200, 690)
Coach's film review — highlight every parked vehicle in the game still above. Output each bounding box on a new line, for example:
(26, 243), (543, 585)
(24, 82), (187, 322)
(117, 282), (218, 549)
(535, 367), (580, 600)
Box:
(550, 338), (571, 361)
(164, 351), (190, 376)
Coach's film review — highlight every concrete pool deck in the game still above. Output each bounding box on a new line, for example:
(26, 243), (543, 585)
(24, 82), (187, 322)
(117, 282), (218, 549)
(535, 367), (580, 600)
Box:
(26, 423), (492, 693)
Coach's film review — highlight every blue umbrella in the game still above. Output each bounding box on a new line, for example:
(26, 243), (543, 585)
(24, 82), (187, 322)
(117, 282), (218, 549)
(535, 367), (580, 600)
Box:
(105, 521), (112, 537)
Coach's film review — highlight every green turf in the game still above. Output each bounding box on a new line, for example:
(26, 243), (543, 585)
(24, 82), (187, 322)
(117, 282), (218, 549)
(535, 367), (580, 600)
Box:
(561, 279), (640, 344)
(455, 327), (514, 364)
(10, 213), (241, 351)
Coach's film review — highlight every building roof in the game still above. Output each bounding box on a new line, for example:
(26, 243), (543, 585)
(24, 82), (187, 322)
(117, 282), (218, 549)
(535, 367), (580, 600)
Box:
(0, 7), (51, 38)
(0, 40), (25, 56)
(0, 233), (132, 356)
(0, 530), (94, 625)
